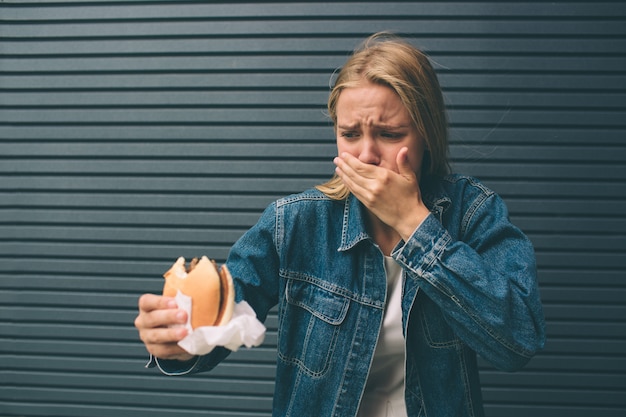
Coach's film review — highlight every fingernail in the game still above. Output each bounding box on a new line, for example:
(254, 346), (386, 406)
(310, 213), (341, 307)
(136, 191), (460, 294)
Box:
(176, 311), (186, 322)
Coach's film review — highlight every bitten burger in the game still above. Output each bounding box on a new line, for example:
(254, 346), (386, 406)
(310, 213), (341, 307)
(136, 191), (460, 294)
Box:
(163, 256), (235, 329)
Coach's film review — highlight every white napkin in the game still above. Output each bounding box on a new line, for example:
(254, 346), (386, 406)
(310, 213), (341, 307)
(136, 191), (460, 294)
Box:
(174, 290), (266, 356)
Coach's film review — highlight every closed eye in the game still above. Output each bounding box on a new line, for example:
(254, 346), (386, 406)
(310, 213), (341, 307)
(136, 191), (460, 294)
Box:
(380, 131), (404, 139)
(340, 131), (360, 139)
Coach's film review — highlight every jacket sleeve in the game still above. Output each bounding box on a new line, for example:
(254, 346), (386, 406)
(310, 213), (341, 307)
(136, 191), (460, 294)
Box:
(392, 192), (545, 372)
(152, 202), (280, 376)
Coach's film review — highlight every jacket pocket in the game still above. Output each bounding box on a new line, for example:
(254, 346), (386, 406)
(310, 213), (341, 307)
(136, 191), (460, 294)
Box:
(278, 278), (350, 377)
(419, 296), (461, 348)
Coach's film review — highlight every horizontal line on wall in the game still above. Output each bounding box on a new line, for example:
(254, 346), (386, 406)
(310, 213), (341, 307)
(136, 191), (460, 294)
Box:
(2, 122), (625, 130)
(0, 360), (275, 382)
(0, 253), (233, 263)
(0, 101), (626, 109)
(1, 375), (276, 394)
(2, 84), (625, 92)
(0, 86), (331, 93)
(2, 67), (624, 75)
(3, 31), (625, 41)
(0, 104), (327, 110)
(0, 376), (276, 394)
(0, 201), (271, 210)
(3, 12), (625, 23)
(3, 50), (625, 59)
(1, 1), (623, 18)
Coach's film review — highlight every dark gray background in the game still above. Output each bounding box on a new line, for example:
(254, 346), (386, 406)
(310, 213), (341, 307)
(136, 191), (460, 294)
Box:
(1, 1), (625, 416)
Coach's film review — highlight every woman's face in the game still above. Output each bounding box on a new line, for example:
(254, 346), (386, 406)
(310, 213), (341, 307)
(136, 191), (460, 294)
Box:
(335, 81), (425, 178)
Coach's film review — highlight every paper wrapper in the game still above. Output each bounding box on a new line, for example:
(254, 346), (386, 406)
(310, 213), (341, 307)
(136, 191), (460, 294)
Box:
(174, 290), (266, 356)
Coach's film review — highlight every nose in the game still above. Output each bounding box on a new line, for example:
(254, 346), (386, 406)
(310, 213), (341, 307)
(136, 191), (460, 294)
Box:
(358, 136), (380, 165)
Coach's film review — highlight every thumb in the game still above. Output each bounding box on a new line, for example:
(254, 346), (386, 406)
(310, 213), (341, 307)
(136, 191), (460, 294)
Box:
(396, 147), (415, 178)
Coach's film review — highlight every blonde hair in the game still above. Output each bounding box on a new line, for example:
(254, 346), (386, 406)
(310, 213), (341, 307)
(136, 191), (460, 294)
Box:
(316, 32), (449, 200)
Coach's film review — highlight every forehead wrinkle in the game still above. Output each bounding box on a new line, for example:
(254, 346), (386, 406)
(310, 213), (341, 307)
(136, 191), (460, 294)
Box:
(337, 105), (408, 130)
(337, 120), (410, 130)
(336, 82), (412, 130)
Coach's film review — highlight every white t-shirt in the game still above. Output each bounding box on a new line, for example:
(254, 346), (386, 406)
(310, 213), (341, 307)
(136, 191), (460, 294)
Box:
(357, 256), (408, 417)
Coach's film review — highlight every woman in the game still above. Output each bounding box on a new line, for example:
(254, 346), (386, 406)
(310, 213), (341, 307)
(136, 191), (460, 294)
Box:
(135, 32), (545, 417)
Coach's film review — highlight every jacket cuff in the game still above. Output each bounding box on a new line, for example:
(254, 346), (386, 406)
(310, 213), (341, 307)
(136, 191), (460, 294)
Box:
(391, 213), (451, 274)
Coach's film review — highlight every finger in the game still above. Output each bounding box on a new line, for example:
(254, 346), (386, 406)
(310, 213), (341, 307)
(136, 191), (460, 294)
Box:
(142, 327), (193, 361)
(334, 155), (377, 191)
(337, 152), (380, 178)
(334, 157), (367, 196)
(148, 341), (194, 361)
(138, 293), (177, 313)
(334, 155), (352, 178)
(395, 148), (421, 200)
(395, 147), (415, 179)
(136, 305), (188, 331)
(142, 326), (189, 346)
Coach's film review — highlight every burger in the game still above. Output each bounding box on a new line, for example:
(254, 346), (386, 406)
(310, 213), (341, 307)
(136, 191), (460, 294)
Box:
(163, 256), (235, 329)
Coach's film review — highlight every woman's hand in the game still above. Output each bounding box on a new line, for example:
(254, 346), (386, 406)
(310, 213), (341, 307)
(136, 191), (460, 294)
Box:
(333, 147), (430, 241)
(134, 293), (195, 362)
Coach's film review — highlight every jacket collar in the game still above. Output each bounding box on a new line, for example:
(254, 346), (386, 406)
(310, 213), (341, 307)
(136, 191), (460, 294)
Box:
(338, 193), (371, 252)
(337, 175), (451, 252)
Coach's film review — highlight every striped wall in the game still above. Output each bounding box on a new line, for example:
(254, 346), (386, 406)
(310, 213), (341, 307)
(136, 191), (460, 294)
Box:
(1, 1), (625, 416)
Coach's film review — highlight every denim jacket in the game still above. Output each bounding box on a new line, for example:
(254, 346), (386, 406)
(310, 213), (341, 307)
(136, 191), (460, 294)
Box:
(153, 174), (545, 417)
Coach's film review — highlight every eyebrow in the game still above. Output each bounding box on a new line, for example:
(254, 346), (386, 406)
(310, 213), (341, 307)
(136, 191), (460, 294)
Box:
(337, 123), (409, 130)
